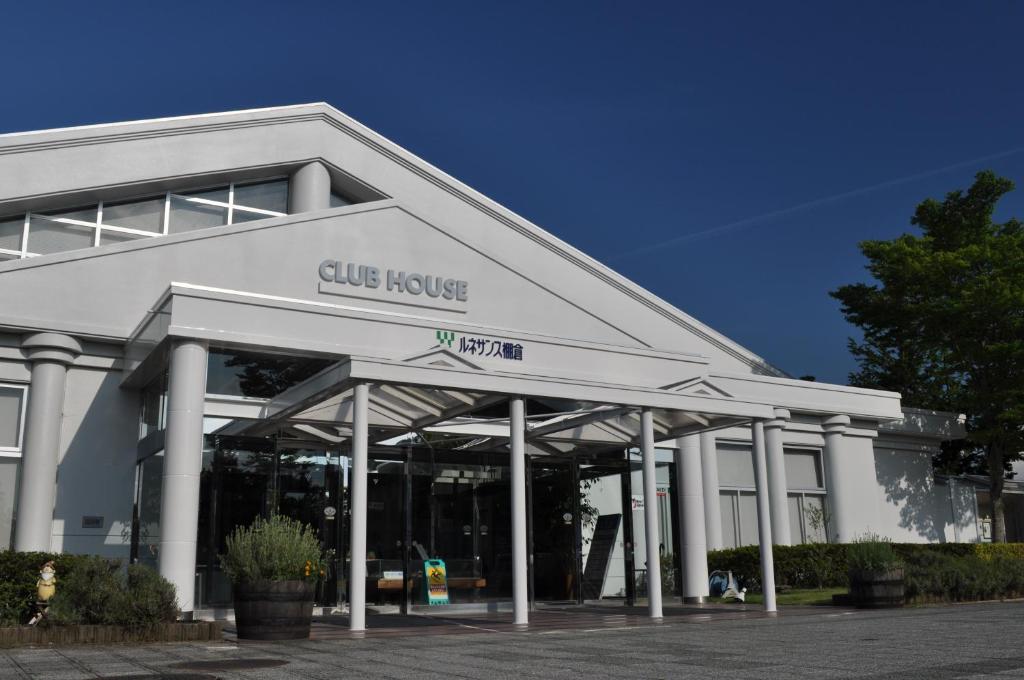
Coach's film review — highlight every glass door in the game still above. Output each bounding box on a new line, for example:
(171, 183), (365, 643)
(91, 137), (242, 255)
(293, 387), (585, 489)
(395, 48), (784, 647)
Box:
(529, 458), (579, 603)
(275, 445), (344, 606)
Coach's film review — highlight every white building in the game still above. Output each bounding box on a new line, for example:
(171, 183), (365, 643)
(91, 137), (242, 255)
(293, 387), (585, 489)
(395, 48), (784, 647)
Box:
(0, 104), (986, 627)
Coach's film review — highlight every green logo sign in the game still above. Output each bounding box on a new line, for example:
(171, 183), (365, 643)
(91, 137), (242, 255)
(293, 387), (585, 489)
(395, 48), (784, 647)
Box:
(436, 330), (456, 348)
(434, 330), (524, 361)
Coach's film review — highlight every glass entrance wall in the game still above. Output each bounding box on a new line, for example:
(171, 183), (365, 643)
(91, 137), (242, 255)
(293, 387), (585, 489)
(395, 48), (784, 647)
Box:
(409, 449), (512, 605)
(579, 463), (629, 600)
(361, 449), (405, 607)
(130, 348), (634, 612)
(195, 434), (276, 608)
(530, 460), (578, 602)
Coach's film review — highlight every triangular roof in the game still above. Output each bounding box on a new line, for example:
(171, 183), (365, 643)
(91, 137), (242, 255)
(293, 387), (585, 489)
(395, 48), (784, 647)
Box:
(0, 103), (784, 378)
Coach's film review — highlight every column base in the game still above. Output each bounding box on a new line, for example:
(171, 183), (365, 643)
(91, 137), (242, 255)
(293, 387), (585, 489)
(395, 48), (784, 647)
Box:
(683, 596), (706, 605)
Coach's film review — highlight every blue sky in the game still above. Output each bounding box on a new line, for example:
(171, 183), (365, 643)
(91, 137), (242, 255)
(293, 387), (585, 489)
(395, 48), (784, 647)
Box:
(2, 1), (1022, 385)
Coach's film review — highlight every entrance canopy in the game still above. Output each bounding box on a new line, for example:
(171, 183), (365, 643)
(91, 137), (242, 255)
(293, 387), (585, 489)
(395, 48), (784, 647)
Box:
(125, 282), (781, 456)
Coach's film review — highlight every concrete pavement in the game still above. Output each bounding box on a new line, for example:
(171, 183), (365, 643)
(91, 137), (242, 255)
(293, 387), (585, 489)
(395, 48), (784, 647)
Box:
(1, 601), (1022, 679)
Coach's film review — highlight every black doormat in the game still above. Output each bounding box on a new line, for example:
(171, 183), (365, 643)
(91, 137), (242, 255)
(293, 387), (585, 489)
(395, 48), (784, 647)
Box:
(168, 658), (289, 671)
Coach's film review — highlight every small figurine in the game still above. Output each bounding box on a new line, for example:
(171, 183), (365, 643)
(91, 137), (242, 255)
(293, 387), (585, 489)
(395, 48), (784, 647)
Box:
(28, 561), (56, 626)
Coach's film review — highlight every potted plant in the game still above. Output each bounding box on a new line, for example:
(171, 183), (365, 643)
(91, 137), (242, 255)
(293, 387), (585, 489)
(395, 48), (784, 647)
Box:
(846, 533), (904, 608)
(219, 515), (325, 640)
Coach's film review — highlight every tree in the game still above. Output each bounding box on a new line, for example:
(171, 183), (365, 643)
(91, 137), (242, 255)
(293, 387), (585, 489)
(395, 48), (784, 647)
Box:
(831, 171), (1024, 542)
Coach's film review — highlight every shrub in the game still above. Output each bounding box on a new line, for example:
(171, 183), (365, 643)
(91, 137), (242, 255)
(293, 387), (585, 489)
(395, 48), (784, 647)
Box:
(707, 542), (1024, 602)
(220, 514), (325, 584)
(124, 564), (179, 626)
(847, 534), (903, 573)
(902, 551), (1024, 602)
(0, 551), (90, 626)
(47, 556), (125, 625)
(707, 543), (850, 591)
(44, 556), (178, 626)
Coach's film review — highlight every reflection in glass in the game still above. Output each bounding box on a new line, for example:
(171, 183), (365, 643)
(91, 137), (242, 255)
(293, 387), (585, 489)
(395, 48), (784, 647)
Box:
(135, 452), (164, 570)
(0, 217), (22, 252)
(196, 436), (275, 607)
(206, 349), (335, 399)
(229, 209), (269, 224)
(99, 230), (147, 246)
(233, 180), (288, 213)
(182, 187), (230, 204)
(0, 386), (24, 449)
(45, 206), (98, 223)
(168, 197), (228, 233)
(401, 449), (513, 606)
(531, 462), (576, 601)
(579, 464), (625, 600)
(138, 373), (167, 440)
(103, 197), (164, 232)
(26, 217), (94, 254)
(0, 458), (18, 549)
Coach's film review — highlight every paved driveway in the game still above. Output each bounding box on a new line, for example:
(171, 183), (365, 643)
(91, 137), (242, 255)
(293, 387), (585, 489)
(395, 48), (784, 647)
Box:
(2, 601), (1023, 679)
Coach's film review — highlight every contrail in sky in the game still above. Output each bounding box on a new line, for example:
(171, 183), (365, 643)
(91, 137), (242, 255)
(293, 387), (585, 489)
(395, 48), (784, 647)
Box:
(610, 146), (1024, 261)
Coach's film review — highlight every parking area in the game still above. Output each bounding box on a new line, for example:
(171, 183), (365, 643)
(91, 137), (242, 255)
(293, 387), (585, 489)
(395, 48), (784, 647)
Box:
(2, 601), (1024, 679)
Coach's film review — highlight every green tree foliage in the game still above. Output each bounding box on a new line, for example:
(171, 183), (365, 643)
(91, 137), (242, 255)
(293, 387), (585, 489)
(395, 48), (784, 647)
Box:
(830, 171), (1024, 541)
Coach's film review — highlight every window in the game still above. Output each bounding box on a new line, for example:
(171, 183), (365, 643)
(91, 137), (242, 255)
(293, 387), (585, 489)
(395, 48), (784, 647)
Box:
(0, 458), (17, 550)
(717, 443), (756, 548)
(0, 216), (24, 257)
(206, 350), (335, 399)
(0, 179), (290, 260)
(716, 443), (755, 487)
(139, 372), (168, 441)
(715, 442), (829, 546)
(784, 448), (827, 543)
(0, 383), (26, 551)
(0, 384), (27, 452)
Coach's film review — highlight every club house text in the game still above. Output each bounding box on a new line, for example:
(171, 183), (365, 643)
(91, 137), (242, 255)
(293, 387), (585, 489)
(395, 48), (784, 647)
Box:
(319, 259), (469, 302)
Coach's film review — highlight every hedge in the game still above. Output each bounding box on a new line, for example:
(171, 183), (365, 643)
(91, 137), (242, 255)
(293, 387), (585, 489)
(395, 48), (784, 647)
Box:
(708, 542), (1024, 602)
(0, 551), (180, 628)
(0, 551), (91, 626)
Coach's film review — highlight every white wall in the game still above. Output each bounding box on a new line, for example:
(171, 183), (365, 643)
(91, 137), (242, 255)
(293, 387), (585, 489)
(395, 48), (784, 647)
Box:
(51, 366), (138, 557)
(871, 442), (979, 543)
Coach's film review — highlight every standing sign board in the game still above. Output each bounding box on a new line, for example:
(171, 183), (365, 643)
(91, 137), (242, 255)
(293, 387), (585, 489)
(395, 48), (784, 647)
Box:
(424, 559), (449, 605)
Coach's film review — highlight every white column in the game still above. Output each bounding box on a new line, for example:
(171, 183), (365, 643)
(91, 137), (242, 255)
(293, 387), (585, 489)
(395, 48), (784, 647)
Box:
(14, 333), (81, 552)
(158, 338), (208, 616)
(751, 420), (777, 613)
(349, 383), (369, 632)
(823, 415), (853, 543)
(674, 434), (708, 603)
(700, 431), (723, 551)
(288, 161), (332, 213)
(640, 408), (663, 620)
(509, 397), (529, 627)
(764, 408), (792, 546)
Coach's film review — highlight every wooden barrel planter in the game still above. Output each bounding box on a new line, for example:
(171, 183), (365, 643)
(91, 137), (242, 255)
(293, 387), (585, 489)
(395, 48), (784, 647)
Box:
(233, 580), (315, 640)
(849, 568), (905, 608)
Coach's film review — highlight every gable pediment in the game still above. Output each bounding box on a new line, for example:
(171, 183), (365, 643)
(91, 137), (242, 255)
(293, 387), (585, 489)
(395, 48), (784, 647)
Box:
(661, 376), (735, 399)
(0, 103), (785, 378)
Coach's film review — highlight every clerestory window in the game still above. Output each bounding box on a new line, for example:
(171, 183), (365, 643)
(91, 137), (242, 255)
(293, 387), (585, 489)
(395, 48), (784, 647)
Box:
(0, 179), (289, 260)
